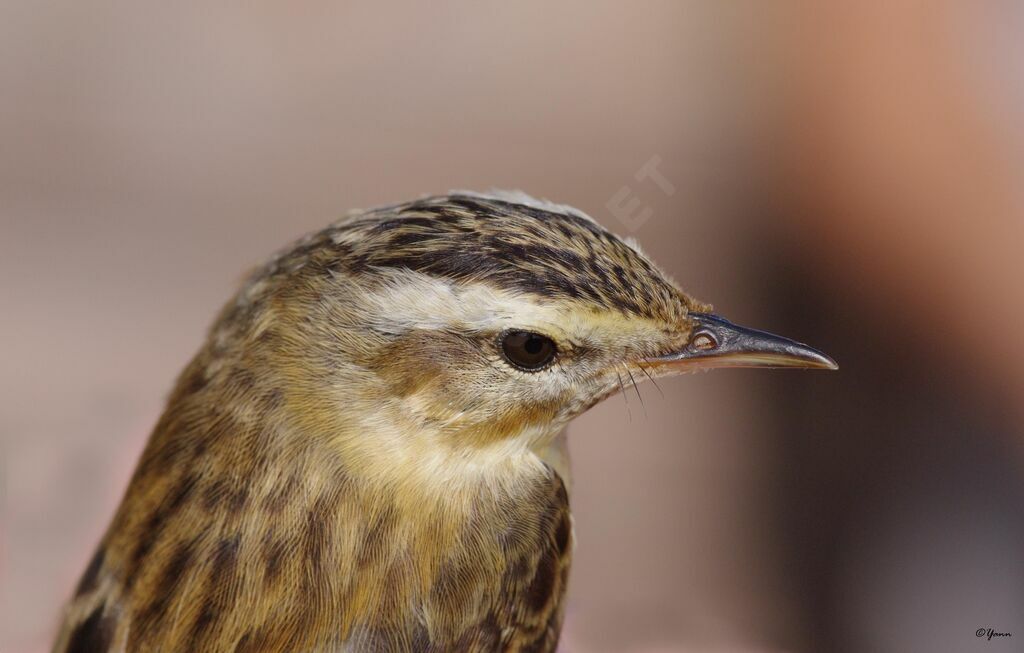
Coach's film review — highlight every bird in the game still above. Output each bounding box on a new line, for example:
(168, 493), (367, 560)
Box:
(54, 191), (836, 653)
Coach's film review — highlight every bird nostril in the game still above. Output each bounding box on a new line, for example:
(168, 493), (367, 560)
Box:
(690, 332), (718, 351)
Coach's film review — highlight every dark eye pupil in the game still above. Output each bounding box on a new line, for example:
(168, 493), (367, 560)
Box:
(501, 331), (557, 370)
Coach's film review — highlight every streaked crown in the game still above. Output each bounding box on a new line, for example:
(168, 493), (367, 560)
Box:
(255, 191), (705, 325)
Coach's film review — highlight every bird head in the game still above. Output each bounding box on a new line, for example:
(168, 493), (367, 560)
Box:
(206, 192), (834, 480)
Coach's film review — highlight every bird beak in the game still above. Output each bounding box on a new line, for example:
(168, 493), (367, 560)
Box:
(648, 312), (838, 371)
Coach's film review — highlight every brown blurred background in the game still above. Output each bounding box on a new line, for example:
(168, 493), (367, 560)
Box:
(2, 2), (1022, 652)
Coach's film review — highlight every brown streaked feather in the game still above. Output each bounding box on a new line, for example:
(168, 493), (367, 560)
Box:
(55, 471), (570, 653)
(54, 369), (572, 651)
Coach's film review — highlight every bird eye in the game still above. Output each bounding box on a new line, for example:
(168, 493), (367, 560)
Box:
(500, 331), (557, 371)
(690, 332), (718, 351)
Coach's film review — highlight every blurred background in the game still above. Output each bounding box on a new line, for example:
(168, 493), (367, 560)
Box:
(2, 2), (1022, 651)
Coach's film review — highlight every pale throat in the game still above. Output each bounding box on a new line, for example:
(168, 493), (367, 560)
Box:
(283, 381), (565, 503)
